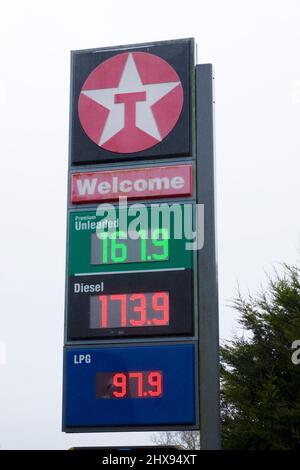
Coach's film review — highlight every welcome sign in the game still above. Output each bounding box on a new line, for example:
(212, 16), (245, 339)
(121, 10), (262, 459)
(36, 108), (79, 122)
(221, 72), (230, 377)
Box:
(71, 165), (192, 203)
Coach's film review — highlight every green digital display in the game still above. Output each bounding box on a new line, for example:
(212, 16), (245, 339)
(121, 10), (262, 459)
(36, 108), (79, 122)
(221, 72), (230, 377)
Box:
(91, 229), (169, 265)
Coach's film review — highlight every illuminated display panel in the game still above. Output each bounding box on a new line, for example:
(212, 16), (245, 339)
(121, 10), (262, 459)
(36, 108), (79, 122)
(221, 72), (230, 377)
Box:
(91, 229), (169, 265)
(90, 292), (169, 329)
(96, 371), (163, 399)
(63, 343), (196, 429)
(67, 270), (193, 340)
(68, 205), (194, 275)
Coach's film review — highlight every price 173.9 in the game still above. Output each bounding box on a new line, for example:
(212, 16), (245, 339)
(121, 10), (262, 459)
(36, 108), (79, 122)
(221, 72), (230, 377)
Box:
(92, 291), (169, 329)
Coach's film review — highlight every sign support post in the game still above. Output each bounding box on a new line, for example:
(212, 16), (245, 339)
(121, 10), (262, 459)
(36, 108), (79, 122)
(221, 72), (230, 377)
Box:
(196, 64), (221, 450)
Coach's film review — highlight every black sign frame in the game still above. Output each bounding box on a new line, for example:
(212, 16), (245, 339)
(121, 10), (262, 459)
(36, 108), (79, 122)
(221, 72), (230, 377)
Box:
(67, 269), (193, 340)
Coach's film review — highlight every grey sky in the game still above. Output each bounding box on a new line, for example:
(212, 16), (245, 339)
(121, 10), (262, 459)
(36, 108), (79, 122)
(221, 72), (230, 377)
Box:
(0, 0), (300, 449)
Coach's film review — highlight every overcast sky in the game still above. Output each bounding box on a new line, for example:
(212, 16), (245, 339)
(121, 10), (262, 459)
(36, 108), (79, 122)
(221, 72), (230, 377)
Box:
(0, 0), (300, 450)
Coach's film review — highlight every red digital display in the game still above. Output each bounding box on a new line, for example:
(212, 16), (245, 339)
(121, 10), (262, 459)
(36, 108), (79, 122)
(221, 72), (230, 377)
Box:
(96, 371), (163, 399)
(90, 292), (169, 329)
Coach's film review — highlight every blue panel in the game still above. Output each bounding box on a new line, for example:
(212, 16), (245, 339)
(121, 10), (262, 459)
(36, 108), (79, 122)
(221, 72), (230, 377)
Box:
(64, 344), (196, 428)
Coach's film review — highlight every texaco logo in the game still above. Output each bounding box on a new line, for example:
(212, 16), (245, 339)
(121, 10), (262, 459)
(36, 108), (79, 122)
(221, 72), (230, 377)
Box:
(78, 52), (184, 154)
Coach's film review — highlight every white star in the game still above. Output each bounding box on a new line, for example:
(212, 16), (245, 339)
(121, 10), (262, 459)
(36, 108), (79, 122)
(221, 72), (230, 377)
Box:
(81, 53), (180, 146)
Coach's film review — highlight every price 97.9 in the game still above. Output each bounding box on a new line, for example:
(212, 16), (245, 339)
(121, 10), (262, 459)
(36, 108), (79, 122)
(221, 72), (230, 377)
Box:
(96, 371), (163, 399)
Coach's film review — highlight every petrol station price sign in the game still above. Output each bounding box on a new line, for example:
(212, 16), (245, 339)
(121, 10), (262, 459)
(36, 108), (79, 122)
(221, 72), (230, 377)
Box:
(68, 204), (194, 275)
(67, 270), (193, 340)
(63, 343), (197, 430)
(62, 38), (202, 434)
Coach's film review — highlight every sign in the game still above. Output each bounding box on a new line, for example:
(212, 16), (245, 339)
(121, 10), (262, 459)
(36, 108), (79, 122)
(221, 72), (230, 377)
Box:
(67, 270), (193, 340)
(68, 205), (194, 275)
(62, 39), (214, 437)
(63, 344), (196, 430)
(71, 164), (192, 204)
(70, 39), (194, 165)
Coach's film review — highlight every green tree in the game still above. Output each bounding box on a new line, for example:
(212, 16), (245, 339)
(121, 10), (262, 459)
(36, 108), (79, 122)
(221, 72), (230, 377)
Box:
(221, 263), (300, 449)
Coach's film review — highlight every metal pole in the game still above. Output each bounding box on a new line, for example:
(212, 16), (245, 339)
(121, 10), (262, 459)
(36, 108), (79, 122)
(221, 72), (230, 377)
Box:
(196, 64), (221, 449)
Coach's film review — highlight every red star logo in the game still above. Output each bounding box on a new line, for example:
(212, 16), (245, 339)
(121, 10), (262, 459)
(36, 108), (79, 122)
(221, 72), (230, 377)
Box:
(78, 52), (184, 154)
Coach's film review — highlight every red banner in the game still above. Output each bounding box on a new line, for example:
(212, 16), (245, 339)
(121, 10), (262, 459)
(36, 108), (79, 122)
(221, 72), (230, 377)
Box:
(71, 165), (192, 204)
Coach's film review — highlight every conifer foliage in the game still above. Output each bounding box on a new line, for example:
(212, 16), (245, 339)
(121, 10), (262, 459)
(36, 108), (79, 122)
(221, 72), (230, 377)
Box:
(221, 264), (300, 449)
